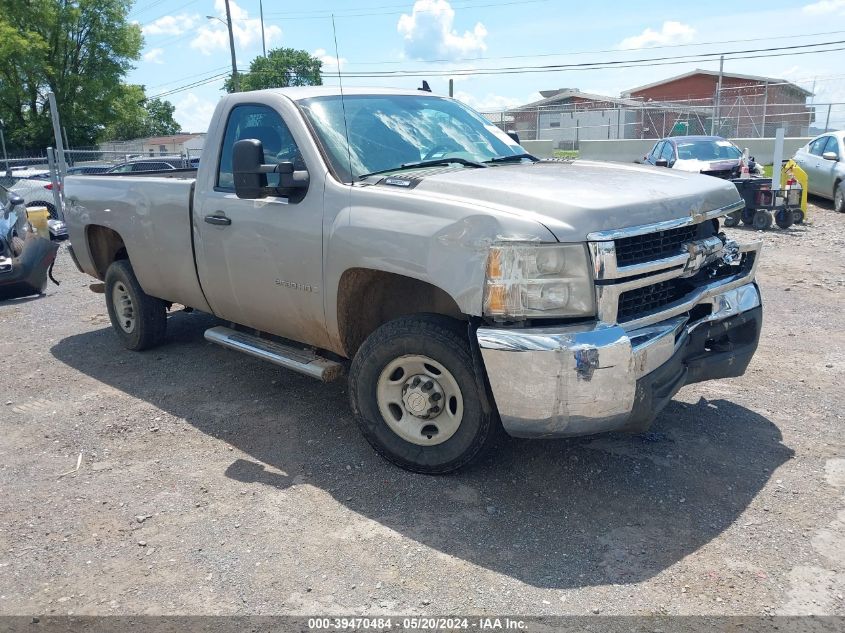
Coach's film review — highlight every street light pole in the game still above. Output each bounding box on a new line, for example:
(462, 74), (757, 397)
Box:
(0, 123), (9, 175)
(208, 3), (239, 92)
(223, 0), (238, 91)
(259, 0), (266, 57)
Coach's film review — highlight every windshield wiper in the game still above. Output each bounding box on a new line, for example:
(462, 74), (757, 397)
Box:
(485, 153), (538, 164)
(359, 157), (487, 180)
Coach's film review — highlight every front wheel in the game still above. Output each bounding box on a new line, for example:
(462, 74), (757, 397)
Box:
(835, 182), (844, 213)
(349, 315), (501, 474)
(752, 209), (772, 231)
(104, 260), (167, 351)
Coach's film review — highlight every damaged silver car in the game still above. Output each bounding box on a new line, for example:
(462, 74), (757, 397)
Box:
(0, 184), (59, 301)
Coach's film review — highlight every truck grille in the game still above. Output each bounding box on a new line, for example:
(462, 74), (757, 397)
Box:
(614, 224), (699, 266)
(617, 280), (686, 322)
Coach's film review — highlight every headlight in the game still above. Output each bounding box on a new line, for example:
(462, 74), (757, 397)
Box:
(483, 243), (595, 319)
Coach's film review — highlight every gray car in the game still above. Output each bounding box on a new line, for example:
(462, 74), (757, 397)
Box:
(792, 131), (844, 212)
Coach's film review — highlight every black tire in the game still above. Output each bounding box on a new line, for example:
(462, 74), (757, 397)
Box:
(349, 315), (502, 474)
(104, 260), (167, 351)
(752, 209), (772, 231)
(775, 209), (794, 229)
(741, 207), (756, 226)
(793, 209), (805, 225)
(10, 235), (24, 257)
(723, 212), (740, 227)
(835, 182), (844, 213)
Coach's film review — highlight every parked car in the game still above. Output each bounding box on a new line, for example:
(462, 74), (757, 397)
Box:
(641, 135), (761, 178)
(66, 164), (111, 175)
(791, 131), (844, 212)
(0, 183), (59, 300)
(8, 176), (61, 219)
(65, 87), (762, 473)
(105, 157), (186, 173)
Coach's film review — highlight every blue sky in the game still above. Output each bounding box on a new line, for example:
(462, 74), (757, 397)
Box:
(128, 0), (845, 132)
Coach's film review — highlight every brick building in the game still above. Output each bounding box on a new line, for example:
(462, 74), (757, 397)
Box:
(623, 69), (813, 137)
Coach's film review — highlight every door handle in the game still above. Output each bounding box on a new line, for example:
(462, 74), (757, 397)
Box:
(204, 214), (231, 226)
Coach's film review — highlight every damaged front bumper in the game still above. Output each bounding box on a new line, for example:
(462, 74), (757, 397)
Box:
(477, 282), (762, 438)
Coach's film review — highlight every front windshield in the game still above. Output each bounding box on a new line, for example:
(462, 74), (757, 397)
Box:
(299, 94), (525, 182)
(676, 139), (742, 161)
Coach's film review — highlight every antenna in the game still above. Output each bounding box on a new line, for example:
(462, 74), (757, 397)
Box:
(332, 15), (354, 183)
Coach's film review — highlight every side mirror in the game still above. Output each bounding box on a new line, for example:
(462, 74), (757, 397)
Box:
(8, 193), (24, 207)
(655, 158), (669, 167)
(506, 130), (520, 144)
(233, 139), (310, 200)
(822, 151), (839, 161)
(233, 139), (266, 199)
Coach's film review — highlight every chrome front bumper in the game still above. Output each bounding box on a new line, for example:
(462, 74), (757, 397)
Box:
(477, 282), (761, 438)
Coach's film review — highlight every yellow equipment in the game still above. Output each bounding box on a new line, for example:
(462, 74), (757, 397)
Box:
(781, 160), (809, 224)
(26, 206), (51, 239)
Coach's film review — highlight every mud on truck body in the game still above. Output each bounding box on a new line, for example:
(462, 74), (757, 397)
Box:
(64, 87), (762, 473)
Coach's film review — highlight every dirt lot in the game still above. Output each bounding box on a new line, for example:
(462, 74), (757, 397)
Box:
(1, 199), (843, 617)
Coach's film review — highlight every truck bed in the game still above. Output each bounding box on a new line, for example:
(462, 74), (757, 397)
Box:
(64, 173), (211, 312)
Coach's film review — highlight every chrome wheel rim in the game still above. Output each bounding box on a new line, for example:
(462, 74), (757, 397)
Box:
(376, 354), (464, 446)
(112, 281), (136, 333)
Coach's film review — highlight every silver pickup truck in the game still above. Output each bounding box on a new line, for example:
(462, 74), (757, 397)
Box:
(65, 87), (762, 473)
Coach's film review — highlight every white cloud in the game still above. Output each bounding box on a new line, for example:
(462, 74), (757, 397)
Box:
(142, 48), (164, 64)
(190, 0), (282, 56)
(143, 14), (197, 36)
(313, 48), (346, 71)
(618, 21), (695, 50)
(397, 0), (487, 61)
(802, 0), (845, 14)
(454, 91), (526, 111)
(174, 93), (218, 133)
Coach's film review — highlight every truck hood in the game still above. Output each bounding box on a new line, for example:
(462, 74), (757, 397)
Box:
(407, 160), (742, 241)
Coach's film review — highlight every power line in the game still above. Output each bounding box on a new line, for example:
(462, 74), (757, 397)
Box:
(338, 29), (845, 66)
(330, 40), (845, 77)
(261, 0), (552, 19)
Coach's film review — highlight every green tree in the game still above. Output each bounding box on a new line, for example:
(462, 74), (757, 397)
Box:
(0, 0), (141, 150)
(99, 85), (181, 142)
(225, 48), (322, 93)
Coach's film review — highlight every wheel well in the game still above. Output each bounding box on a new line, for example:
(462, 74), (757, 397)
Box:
(337, 269), (466, 358)
(86, 225), (128, 280)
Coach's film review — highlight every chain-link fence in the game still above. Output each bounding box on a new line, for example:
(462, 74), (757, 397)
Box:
(480, 99), (845, 151)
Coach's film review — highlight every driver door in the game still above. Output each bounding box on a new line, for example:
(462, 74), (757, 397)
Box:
(194, 103), (327, 347)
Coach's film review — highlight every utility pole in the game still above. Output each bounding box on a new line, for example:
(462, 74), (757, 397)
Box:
(47, 92), (67, 178)
(711, 55), (724, 135)
(259, 0), (266, 57)
(0, 123), (9, 175)
(224, 0), (239, 91)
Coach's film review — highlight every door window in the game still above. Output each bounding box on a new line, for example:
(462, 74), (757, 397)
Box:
(217, 104), (303, 190)
(660, 142), (675, 163)
(649, 142), (664, 162)
(822, 136), (840, 158)
(809, 136), (830, 156)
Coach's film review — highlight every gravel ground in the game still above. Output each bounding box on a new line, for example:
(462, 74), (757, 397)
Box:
(0, 199), (843, 617)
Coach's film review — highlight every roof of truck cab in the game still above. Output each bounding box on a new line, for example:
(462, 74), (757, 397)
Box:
(259, 86), (443, 101)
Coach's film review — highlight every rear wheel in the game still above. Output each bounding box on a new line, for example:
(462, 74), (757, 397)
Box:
(752, 209), (772, 231)
(793, 209), (805, 224)
(835, 182), (844, 213)
(104, 260), (167, 351)
(775, 209), (794, 229)
(349, 315), (501, 474)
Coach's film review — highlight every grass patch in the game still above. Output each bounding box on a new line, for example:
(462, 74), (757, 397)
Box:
(553, 150), (579, 159)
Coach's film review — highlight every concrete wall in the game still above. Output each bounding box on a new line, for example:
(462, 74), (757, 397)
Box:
(521, 139), (555, 158)
(579, 137), (812, 164)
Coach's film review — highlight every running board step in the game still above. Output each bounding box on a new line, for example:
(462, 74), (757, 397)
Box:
(204, 326), (343, 382)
